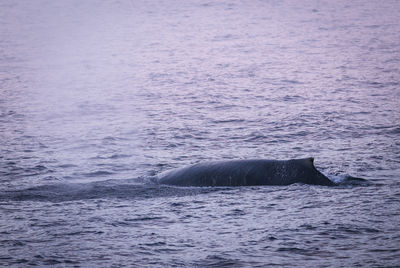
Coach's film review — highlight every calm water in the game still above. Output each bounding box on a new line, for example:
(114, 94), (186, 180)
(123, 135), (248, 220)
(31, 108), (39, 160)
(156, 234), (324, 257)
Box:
(1, 0), (400, 266)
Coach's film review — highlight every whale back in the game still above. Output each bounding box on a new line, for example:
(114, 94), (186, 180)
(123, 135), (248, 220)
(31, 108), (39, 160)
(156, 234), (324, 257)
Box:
(158, 158), (334, 186)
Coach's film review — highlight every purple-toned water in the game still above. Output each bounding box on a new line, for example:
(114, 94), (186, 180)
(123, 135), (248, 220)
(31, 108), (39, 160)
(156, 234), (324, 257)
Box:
(1, 0), (399, 266)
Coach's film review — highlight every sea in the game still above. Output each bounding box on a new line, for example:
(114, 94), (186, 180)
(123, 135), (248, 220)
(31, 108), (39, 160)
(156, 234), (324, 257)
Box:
(1, 0), (399, 267)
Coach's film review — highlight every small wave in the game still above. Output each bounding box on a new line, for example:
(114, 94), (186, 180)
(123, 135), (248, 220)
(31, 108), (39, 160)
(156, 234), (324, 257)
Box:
(212, 119), (246, 124)
(89, 154), (131, 160)
(57, 164), (78, 168)
(387, 127), (400, 134)
(280, 79), (303, 84)
(192, 255), (243, 267)
(81, 171), (115, 177)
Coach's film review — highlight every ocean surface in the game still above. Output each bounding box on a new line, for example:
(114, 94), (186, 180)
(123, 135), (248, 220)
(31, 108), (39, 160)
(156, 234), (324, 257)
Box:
(1, 0), (400, 266)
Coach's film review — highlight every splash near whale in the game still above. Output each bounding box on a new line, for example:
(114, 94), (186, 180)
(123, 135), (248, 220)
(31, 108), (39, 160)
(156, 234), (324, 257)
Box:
(158, 158), (335, 186)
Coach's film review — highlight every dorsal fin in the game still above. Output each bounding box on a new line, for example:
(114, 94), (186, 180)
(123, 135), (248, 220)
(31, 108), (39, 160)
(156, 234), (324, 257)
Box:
(298, 157), (314, 167)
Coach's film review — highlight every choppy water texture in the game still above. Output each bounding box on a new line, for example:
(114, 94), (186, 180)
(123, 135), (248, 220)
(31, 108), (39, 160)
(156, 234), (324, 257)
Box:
(1, 0), (400, 266)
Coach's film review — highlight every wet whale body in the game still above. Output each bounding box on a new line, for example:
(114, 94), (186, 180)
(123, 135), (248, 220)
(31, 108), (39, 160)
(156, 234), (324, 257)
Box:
(158, 157), (335, 187)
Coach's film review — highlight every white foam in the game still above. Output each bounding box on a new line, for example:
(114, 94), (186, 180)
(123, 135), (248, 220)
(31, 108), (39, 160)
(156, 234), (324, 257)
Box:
(327, 174), (348, 184)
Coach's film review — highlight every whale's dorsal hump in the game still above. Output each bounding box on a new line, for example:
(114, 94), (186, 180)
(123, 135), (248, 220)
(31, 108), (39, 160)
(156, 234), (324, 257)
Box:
(297, 157), (315, 167)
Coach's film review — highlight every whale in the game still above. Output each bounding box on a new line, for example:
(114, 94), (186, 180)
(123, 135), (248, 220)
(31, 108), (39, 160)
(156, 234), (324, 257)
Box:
(157, 157), (335, 186)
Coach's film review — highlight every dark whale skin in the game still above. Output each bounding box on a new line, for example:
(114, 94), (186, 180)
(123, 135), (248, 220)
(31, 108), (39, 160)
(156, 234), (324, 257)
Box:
(158, 157), (335, 187)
